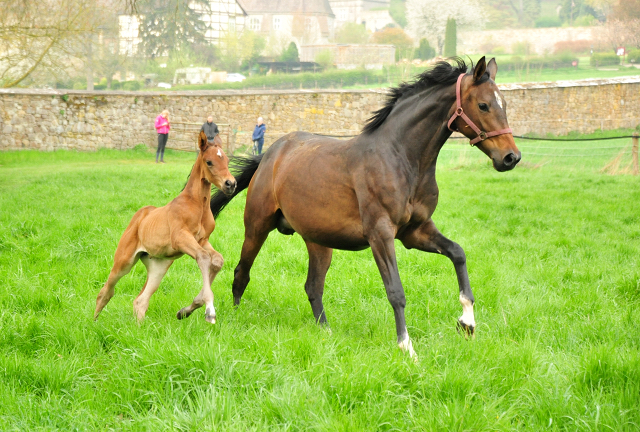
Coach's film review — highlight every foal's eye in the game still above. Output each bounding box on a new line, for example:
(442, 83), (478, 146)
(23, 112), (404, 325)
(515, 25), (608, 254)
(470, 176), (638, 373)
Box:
(206, 161), (213, 167)
(478, 103), (489, 112)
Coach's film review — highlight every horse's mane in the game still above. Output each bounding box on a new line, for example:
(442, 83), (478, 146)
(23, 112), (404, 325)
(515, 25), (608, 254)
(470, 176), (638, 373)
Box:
(363, 57), (473, 135)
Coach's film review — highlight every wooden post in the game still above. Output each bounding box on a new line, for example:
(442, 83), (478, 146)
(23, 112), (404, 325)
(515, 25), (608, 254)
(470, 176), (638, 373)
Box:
(633, 132), (639, 176)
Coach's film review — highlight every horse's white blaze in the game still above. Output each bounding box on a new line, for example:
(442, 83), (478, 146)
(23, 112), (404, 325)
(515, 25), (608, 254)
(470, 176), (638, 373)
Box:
(398, 327), (417, 358)
(494, 90), (504, 110)
(217, 148), (222, 158)
(459, 294), (476, 327)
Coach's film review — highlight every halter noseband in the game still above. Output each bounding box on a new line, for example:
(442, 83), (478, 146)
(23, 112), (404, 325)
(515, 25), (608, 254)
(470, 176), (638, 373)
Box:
(447, 74), (513, 146)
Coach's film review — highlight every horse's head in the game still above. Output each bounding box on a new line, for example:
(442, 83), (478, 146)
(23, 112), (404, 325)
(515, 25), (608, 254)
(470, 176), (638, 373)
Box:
(198, 131), (236, 195)
(450, 57), (521, 172)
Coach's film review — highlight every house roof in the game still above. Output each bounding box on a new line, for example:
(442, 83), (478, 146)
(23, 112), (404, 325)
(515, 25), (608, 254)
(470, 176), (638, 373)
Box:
(238, 0), (334, 16)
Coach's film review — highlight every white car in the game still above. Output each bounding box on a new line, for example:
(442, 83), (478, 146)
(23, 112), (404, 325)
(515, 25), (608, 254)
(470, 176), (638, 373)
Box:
(157, 82), (172, 89)
(226, 73), (246, 82)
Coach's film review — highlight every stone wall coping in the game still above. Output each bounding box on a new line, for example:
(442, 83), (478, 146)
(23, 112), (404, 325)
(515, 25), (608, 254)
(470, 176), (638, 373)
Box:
(1, 75), (639, 98)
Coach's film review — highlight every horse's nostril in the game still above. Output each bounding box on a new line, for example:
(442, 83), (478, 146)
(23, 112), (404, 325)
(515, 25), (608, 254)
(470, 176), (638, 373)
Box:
(224, 180), (232, 187)
(503, 153), (515, 166)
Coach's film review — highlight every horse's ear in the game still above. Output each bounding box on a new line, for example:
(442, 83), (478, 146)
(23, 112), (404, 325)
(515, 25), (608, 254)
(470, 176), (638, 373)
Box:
(487, 57), (498, 81)
(473, 56), (487, 82)
(198, 131), (208, 152)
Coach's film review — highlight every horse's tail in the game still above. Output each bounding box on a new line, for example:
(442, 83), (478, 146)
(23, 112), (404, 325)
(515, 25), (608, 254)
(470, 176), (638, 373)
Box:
(210, 154), (264, 218)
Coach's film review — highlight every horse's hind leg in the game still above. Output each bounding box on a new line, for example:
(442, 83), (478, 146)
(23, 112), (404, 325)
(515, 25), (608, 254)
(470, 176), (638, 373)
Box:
(304, 241), (333, 325)
(95, 243), (141, 320)
(133, 255), (173, 321)
(232, 229), (270, 306)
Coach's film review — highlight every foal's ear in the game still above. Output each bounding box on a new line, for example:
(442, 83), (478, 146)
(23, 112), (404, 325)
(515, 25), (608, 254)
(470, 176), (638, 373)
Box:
(487, 57), (498, 81)
(473, 56), (487, 82)
(198, 131), (208, 152)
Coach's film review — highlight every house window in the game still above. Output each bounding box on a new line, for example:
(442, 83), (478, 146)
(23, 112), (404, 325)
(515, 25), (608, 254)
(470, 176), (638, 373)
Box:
(229, 16), (236, 32)
(273, 16), (281, 30)
(250, 17), (260, 31)
(304, 17), (312, 32)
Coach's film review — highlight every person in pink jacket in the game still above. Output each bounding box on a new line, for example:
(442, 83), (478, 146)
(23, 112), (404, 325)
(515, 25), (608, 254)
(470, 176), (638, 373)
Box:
(154, 110), (170, 163)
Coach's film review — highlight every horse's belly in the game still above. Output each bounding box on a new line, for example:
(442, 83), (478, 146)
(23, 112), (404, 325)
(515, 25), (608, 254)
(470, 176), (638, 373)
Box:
(281, 202), (368, 250)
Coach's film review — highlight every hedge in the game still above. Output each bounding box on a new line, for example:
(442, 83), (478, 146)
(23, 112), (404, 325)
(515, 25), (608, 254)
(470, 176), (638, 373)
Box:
(627, 49), (640, 64)
(496, 54), (579, 72)
(590, 52), (620, 67)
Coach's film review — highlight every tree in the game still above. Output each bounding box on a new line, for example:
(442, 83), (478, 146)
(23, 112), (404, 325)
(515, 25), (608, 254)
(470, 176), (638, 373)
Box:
(0, 0), (111, 88)
(406, 0), (485, 55)
(335, 23), (369, 44)
(218, 30), (266, 72)
(314, 49), (334, 70)
(371, 27), (414, 60)
(508, 0), (541, 27)
(558, 0), (597, 25)
(138, 0), (209, 59)
(389, 0), (408, 28)
(611, 0), (640, 20)
(444, 18), (456, 57)
(280, 42), (299, 62)
(596, 18), (640, 50)
(416, 38), (435, 60)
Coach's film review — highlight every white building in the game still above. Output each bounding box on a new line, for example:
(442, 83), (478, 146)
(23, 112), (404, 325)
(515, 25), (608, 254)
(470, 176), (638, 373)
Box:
(239, 0), (335, 49)
(329, 0), (390, 28)
(118, 0), (247, 55)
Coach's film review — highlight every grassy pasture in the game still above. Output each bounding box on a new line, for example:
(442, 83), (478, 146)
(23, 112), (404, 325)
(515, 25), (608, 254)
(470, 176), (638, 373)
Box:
(0, 137), (639, 430)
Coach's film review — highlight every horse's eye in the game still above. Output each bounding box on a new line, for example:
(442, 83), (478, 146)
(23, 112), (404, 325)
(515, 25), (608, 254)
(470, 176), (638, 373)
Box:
(206, 161), (213, 167)
(478, 103), (489, 112)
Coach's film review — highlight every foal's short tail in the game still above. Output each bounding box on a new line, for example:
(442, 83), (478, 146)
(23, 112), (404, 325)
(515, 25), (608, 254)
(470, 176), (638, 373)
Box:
(210, 154), (264, 218)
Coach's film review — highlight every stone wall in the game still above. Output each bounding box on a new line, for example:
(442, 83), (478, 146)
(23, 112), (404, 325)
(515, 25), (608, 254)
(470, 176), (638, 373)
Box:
(1, 75), (640, 152)
(459, 27), (596, 55)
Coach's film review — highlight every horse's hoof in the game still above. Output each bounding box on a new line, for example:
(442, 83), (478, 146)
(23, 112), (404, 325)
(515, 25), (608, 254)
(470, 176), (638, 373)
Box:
(176, 308), (192, 320)
(457, 319), (475, 339)
(205, 314), (216, 324)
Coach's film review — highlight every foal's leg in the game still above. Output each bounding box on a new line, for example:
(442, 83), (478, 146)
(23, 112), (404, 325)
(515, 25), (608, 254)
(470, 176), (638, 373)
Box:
(133, 255), (173, 321)
(94, 243), (141, 320)
(177, 242), (223, 323)
(366, 219), (417, 358)
(171, 232), (217, 324)
(304, 240), (333, 325)
(399, 219), (476, 336)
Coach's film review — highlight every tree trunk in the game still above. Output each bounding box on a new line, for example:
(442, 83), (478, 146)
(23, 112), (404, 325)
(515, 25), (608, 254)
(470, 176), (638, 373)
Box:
(86, 38), (94, 91)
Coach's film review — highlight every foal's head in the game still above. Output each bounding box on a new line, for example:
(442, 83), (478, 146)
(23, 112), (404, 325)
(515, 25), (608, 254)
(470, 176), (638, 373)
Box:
(197, 131), (236, 196)
(451, 57), (521, 172)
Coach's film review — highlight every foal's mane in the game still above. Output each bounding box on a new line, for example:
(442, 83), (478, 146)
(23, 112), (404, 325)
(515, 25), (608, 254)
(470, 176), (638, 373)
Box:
(363, 57), (473, 135)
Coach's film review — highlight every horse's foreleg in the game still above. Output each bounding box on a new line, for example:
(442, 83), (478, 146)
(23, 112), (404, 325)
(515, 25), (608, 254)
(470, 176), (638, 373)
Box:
(304, 241), (333, 326)
(399, 220), (475, 337)
(95, 242), (140, 320)
(133, 255), (172, 321)
(173, 232), (219, 323)
(367, 220), (416, 359)
(177, 243), (223, 323)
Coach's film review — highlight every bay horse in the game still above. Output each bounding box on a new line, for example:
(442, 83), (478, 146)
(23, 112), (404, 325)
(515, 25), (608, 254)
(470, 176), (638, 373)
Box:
(211, 57), (520, 357)
(94, 131), (236, 323)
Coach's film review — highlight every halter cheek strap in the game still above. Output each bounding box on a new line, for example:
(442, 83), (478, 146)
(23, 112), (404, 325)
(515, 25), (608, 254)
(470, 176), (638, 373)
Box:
(447, 74), (513, 146)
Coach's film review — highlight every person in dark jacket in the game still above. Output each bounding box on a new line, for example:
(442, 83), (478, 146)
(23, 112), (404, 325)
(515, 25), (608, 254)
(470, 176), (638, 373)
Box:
(201, 116), (219, 141)
(252, 117), (266, 155)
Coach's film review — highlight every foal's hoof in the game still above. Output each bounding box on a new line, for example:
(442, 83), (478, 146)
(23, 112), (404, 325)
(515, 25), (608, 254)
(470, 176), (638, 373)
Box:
(205, 314), (217, 324)
(457, 319), (475, 339)
(176, 308), (193, 320)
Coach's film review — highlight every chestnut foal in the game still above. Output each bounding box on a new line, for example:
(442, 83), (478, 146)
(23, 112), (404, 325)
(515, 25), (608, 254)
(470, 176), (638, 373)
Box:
(94, 131), (236, 323)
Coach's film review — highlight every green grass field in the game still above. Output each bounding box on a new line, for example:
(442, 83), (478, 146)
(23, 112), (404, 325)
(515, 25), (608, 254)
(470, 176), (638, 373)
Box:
(1, 136), (639, 430)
